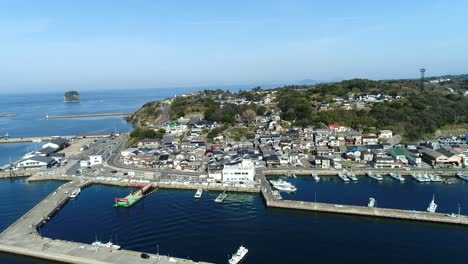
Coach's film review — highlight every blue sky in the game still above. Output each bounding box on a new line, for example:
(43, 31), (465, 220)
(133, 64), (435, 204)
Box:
(1, 0), (467, 91)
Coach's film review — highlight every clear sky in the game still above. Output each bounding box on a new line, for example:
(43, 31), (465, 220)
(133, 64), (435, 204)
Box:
(1, 0), (467, 92)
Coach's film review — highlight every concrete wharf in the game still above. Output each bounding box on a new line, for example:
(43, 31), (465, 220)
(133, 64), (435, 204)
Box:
(0, 177), (209, 264)
(259, 173), (468, 226)
(0, 135), (75, 144)
(46, 113), (133, 120)
(2, 167), (468, 263)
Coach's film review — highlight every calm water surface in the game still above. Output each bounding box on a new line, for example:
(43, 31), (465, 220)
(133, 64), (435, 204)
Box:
(39, 184), (468, 263)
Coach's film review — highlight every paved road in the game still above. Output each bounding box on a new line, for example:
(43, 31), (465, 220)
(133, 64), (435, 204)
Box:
(161, 103), (170, 124)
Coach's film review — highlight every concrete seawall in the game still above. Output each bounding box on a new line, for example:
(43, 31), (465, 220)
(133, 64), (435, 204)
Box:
(259, 173), (468, 225)
(0, 136), (74, 144)
(0, 177), (210, 264)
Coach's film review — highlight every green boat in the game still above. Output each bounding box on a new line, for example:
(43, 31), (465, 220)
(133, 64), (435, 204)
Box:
(114, 183), (153, 208)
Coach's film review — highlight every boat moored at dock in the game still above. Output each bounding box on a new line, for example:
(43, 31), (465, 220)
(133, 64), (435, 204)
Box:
(427, 195), (437, 213)
(194, 188), (203, 199)
(312, 173), (320, 182)
(368, 197), (376, 208)
(269, 179), (297, 192)
(457, 171), (468, 181)
(412, 173), (430, 183)
(367, 171), (383, 181)
(114, 183), (154, 208)
(346, 171), (358, 182)
(214, 191), (227, 203)
(228, 245), (248, 264)
(429, 174), (443, 182)
(389, 173), (405, 182)
(69, 188), (81, 199)
(338, 172), (350, 182)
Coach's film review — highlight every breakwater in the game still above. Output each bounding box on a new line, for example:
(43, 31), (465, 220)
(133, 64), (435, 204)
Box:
(0, 177), (209, 264)
(46, 113), (133, 119)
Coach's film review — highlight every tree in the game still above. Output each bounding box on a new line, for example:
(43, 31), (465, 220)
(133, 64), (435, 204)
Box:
(242, 109), (257, 126)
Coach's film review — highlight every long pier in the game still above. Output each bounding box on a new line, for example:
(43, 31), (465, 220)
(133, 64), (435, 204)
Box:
(259, 173), (468, 225)
(2, 169), (468, 263)
(0, 177), (209, 264)
(46, 113), (133, 120)
(0, 135), (74, 144)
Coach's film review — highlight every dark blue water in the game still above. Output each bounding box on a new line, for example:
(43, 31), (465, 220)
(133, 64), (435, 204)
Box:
(0, 179), (63, 264)
(39, 184), (468, 263)
(279, 176), (468, 215)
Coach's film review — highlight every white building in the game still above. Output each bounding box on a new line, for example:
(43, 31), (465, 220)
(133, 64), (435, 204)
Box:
(89, 150), (109, 166)
(121, 148), (139, 157)
(222, 159), (255, 182)
(17, 156), (56, 169)
(80, 160), (91, 167)
(379, 130), (393, 139)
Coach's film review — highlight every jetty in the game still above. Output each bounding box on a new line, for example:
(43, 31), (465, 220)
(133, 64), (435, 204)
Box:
(46, 113), (133, 120)
(0, 135), (74, 144)
(0, 113), (16, 118)
(0, 178), (210, 264)
(259, 173), (468, 226)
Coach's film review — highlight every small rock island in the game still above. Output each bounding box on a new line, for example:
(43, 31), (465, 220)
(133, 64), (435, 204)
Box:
(64, 91), (80, 103)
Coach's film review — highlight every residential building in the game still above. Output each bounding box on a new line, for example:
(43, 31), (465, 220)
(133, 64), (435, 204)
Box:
(222, 159), (255, 182)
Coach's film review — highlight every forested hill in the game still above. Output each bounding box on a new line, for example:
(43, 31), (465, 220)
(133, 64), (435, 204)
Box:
(129, 76), (468, 142)
(275, 78), (468, 141)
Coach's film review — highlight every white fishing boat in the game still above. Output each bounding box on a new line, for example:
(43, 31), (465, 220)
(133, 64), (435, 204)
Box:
(367, 171), (383, 181)
(194, 188), (203, 199)
(312, 173), (320, 182)
(429, 174), (443, 182)
(269, 179), (297, 192)
(422, 172), (432, 182)
(411, 173), (428, 183)
(389, 173), (405, 182)
(346, 172), (358, 182)
(338, 172), (350, 182)
(69, 188), (81, 199)
(427, 195), (437, 213)
(457, 172), (468, 181)
(92, 240), (120, 250)
(228, 245), (248, 264)
(215, 191), (227, 203)
(104, 241), (121, 250)
(368, 197), (376, 208)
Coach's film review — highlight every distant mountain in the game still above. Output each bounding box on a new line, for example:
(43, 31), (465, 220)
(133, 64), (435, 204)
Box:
(298, 79), (319, 85)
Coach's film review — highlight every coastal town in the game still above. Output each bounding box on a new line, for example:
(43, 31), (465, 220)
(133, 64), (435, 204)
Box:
(1, 81), (468, 264)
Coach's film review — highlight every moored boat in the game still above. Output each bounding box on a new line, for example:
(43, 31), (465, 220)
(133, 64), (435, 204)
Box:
(215, 191), (227, 203)
(228, 245), (248, 264)
(427, 195), (437, 213)
(456, 172), (468, 181)
(194, 188), (203, 199)
(269, 179), (297, 192)
(69, 188), (81, 199)
(411, 173), (429, 183)
(312, 173), (320, 182)
(389, 173), (405, 182)
(368, 197), (376, 208)
(338, 172), (350, 182)
(429, 174), (443, 182)
(367, 171), (383, 181)
(346, 172), (358, 182)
